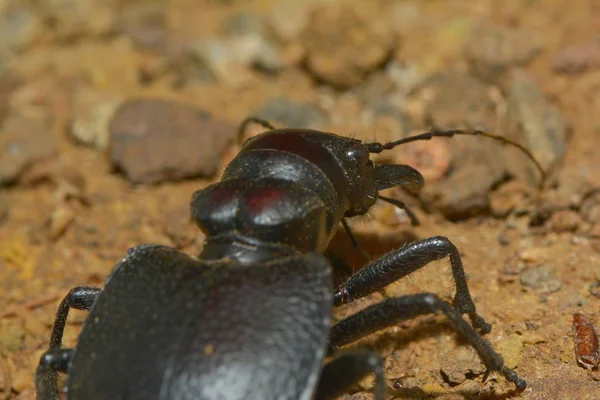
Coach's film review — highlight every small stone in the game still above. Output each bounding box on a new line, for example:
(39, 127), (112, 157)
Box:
(552, 41), (600, 74)
(580, 190), (600, 223)
(0, 5), (41, 52)
(253, 97), (328, 130)
(266, 0), (314, 43)
(520, 266), (562, 293)
(547, 209), (581, 233)
(504, 252), (526, 275)
(504, 70), (570, 185)
(590, 282), (600, 298)
(302, 3), (394, 89)
(0, 73), (23, 124)
(464, 23), (541, 83)
(109, 99), (236, 184)
(0, 113), (56, 186)
(48, 206), (75, 240)
(489, 180), (530, 218)
(189, 35), (282, 85)
(221, 12), (284, 74)
(39, 0), (116, 40)
(117, 2), (167, 52)
(70, 88), (123, 150)
(519, 247), (547, 263)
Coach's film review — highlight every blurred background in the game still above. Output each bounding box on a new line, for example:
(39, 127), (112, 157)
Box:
(1, 0), (600, 398)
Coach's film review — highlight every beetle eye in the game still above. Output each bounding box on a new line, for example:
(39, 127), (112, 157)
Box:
(346, 143), (370, 164)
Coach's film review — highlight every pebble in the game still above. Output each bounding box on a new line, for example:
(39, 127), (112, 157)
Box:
(188, 11), (284, 85)
(48, 206), (75, 240)
(253, 97), (328, 130)
(39, 0), (115, 40)
(117, 2), (167, 52)
(189, 35), (282, 85)
(301, 3), (394, 89)
(580, 190), (600, 223)
(70, 88), (123, 150)
(520, 266), (562, 293)
(109, 99), (237, 184)
(552, 41), (600, 74)
(0, 5), (41, 53)
(464, 23), (541, 83)
(221, 11), (284, 74)
(0, 73), (23, 124)
(266, 0), (314, 43)
(0, 113), (56, 186)
(504, 70), (570, 184)
(547, 209), (581, 233)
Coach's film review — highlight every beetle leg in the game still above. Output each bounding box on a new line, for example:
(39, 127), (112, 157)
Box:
(49, 286), (102, 349)
(35, 348), (74, 400)
(333, 236), (491, 333)
(328, 293), (526, 390)
(38, 286), (101, 398)
(315, 349), (385, 400)
(341, 218), (371, 261)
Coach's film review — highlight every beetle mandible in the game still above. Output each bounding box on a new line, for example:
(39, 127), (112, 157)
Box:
(36, 117), (544, 399)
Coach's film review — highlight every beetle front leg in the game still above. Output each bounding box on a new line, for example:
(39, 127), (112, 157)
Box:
(334, 236), (491, 333)
(315, 349), (385, 400)
(329, 293), (526, 390)
(38, 286), (101, 399)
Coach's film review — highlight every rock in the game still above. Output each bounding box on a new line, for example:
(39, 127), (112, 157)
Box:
(253, 97), (328, 130)
(0, 73), (23, 124)
(520, 266), (562, 293)
(266, 0), (314, 43)
(117, 2), (168, 53)
(109, 99), (236, 184)
(70, 88), (123, 150)
(464, 23), (541, 83)
(552, 41), (600, 74)
(580, 190), (600, 223)
(221, 12), (284, 74)
(0, 5), (41, 53)
(0, 113), (56, 186)
(302, 3), (394, 89)
(38, 0), (116, 40)
(504, 70), (570, 185)
(48, 206), (75, 240)
(188, 11), (284, 85)
(547, 209), (581, 233)
(489, 180), (530, 218)
(189, 35), (283, 85)
(414, 72), (505, 220)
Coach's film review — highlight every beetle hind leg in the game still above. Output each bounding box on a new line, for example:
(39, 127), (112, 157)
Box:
(315, 349), (385, 400)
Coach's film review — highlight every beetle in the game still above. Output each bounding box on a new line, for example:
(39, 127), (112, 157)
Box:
(36, 117), (543, 399)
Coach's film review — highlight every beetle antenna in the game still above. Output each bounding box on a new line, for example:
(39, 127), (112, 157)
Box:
(238, 117), (276, 137)
(378, 195), (420, 226)
(364, 128), (546, 191)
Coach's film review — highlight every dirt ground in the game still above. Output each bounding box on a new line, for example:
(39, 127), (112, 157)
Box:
(1, 0), (600, 399)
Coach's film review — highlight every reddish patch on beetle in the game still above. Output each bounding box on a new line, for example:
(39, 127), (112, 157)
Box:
(573, 313), (600, 370)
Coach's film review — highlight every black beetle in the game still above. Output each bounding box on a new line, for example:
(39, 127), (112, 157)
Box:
(36, 117), (543, 399)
